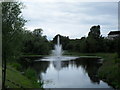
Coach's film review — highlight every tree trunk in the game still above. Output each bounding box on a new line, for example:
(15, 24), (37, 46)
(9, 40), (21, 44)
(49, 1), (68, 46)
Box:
(2, 52), (6, 89)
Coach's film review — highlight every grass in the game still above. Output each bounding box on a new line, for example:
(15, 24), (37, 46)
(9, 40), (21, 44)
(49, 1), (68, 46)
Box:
(97, 54), (120, 89)
(64, 51), (120, 89)
(5, 65), (41, 88)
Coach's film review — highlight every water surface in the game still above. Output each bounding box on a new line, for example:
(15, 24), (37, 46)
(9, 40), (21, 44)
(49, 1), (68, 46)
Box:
(32, 57), (111, 88)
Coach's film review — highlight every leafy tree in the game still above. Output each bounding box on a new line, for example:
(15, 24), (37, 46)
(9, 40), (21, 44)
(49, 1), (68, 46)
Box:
(33, 28), (43, 36)
(2, 2), (26, 88)
(22, 29), (51, 55)
(88, 25), (101, 39)
(87, 25), (102, 53)
(66, 39), (76, 51)
(79, 38), (88, 53)
(87, 37), (97, 53)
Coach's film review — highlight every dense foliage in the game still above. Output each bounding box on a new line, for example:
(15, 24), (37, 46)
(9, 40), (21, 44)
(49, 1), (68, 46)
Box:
(2, 2), (26, 61)
(2, 2), (51, 61)
(22, 29), (51, 55)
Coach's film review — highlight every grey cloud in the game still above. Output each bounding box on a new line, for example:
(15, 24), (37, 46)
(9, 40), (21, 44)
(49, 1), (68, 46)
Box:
(22, 1), (118, 40)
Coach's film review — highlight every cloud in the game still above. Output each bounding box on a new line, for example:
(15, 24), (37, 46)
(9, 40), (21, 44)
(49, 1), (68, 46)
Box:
(21, 1), (118, 40)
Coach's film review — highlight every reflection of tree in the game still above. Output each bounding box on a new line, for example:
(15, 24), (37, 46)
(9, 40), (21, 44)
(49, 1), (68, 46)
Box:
(19, 57), (42, 69)
(61, 61), (69, 68)
(57, 58), (102, 84)
(33, 61), (50, 74)
(53, 60), (62, 71)
(72, 58), (102, 84)
(33, 61), (50, 81)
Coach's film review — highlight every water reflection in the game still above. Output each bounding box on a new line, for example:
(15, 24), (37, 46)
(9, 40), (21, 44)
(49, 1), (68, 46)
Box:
(53, 60), (62, 71)
(23, 57), (110, 88)
(72, 58), (102, 84)
(51, 58), (102, 84)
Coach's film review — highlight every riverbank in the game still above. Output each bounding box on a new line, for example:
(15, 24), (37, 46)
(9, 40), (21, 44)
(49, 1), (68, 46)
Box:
(5, 65), (41, 88)
(64, 52), (120, 89)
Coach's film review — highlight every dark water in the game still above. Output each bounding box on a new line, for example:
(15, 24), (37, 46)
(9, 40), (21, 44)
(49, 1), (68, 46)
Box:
(24, 57), (112, 88)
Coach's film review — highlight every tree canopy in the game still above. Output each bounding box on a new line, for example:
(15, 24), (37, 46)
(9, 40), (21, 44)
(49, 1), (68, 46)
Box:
(2, 2), (26, 61)
(88, 25), (101, 39)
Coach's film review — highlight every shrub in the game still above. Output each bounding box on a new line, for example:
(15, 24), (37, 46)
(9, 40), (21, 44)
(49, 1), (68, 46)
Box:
(10, 63), (22, 71)
(24, 68), (37, 81)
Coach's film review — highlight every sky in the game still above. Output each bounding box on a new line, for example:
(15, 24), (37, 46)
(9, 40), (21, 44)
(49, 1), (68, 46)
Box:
(21, 0), (119, 40)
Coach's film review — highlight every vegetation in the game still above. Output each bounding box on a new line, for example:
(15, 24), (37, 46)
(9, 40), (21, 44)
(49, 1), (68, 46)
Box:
(2, 2), (26, 89)
(52, 25), (119, 55)
(24, 68), (37, 81)
(2, 2), (50, 88)
(22, 29), (51, 55)
(6, 65), (40, 88)
(97, 53), (120, 89)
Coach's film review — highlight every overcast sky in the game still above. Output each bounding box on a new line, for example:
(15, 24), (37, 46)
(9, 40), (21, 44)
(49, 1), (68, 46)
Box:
(21, 0), (118, 40)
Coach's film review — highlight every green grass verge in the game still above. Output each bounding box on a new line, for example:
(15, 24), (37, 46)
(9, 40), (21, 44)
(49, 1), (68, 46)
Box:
(5, 65), (41, 88)
(97, 53), (120, 89)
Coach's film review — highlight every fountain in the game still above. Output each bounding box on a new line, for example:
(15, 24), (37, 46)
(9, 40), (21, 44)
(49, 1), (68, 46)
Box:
(35, 35), (78, 62)
(53, 35), (63, 57)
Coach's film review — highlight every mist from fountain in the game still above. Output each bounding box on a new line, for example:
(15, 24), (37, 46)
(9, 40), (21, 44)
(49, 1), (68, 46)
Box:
(53, 35), (63, 57)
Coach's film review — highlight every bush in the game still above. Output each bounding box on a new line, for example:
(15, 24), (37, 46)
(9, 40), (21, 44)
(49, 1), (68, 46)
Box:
(10, 63), (22, 71)
(24, 68), (37, 81)
(98, 56), (120, 89)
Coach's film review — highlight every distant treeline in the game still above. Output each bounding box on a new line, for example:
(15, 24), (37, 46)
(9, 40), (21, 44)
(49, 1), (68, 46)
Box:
(52, 25), (120, 57)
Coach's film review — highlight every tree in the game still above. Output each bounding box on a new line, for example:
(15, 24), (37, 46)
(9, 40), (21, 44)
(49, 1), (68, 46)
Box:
(87, 25), (102, 53)
(79, 38), (88, 53)
(22, 29), (51, 55)
(88, 25), (101, 39)
(33, 28), (43, 36)
(2, 2), (26, 88)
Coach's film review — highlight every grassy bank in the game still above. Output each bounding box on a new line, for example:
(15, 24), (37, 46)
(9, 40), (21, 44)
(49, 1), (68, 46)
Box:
(5, 65), (41, 88)
(64, 51), (120, 89)
(97, 53), (120, 89)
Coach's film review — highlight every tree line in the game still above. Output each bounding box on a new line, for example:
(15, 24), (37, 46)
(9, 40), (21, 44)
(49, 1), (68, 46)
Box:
(52, 25), (120, 57)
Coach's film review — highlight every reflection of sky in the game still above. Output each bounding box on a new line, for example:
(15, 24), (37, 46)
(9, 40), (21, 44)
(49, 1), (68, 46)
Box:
(40, 61), (110, 88)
